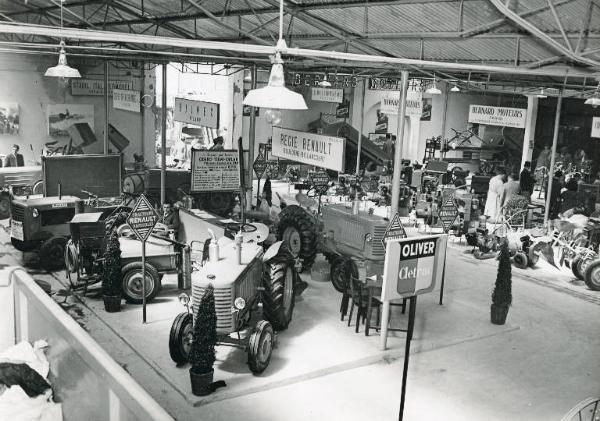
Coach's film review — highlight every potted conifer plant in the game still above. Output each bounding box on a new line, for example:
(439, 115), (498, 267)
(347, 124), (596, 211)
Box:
(189, 284), (217, 396)
(491, 241), (512, 325)
(102, 231), (122, 312)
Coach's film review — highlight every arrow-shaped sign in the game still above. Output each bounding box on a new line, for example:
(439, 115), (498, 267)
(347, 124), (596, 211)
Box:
(382, 212), (407, 249)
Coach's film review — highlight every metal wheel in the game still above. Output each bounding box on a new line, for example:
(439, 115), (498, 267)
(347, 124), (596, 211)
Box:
(282, 226), (302, 258)
(121, 262), (161, 304)
(247, 320), (274, 374)
(513, 251), (528, 269)
(583, 260), (600, 291)
(169, 312), (193, 364)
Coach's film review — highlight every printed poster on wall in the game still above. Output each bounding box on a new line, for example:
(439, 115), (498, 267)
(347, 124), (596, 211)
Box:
(271, 126), (346, 172)
(591, 117), (600, 138)
(0, 103), (19, 135)
(113, 89), (140, 113)
(190, 149), (240, 192)
(468, 105), (527, 128)
(379, 91), (423, 117)
(47, 104), (94, 136)
(174, 97), (219, 129)
(71, 79), (133, 96)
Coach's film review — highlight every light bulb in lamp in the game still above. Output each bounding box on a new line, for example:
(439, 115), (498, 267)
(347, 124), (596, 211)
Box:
(265, 109), (282, 126)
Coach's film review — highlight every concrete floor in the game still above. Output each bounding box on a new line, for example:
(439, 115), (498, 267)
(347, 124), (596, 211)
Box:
(1, 184), (599, 420)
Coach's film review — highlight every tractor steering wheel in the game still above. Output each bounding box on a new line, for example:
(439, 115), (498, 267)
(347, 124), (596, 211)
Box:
(225, 222), (258, 233)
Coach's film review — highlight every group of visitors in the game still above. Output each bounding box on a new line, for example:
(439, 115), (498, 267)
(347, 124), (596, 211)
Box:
(484, 162), (535, 222)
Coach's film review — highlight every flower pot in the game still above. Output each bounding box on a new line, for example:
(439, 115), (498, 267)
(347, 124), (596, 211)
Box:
(190, 368), (214, 396)
(490, 304), (509, 325)
(103, 295), (121, 313)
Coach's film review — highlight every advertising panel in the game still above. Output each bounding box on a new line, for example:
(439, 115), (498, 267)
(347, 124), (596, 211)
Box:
(191, 149), (240, 192)
(468, 105), (527, 128)
(173, 98), (219, 129)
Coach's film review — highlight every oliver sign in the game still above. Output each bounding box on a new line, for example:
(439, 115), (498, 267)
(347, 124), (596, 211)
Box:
(126, 195), (160, 242)
(381, 234), (448, 300)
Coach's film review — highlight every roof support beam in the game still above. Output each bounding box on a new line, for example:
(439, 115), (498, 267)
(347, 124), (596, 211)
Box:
(546, 0), (572, 51)
(488, 0), (600, 68)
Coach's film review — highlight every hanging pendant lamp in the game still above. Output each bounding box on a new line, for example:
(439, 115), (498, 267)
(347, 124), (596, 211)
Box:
(425, 76), (442, 95)
(584, 83), (600, 106)
(318, 73), (332, 87)
(44, 1), (80, 78)
(243, 0), (307, 112)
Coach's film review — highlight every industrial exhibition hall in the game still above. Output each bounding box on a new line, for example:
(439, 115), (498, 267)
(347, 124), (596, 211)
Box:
(0, 1), (599, 420)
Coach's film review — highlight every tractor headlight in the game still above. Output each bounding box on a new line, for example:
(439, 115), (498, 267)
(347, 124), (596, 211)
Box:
(32, 208), (39, 218)
(365, 233), (372, 243)
(234, 297), (246, 310)
(178, 293), (190, 306)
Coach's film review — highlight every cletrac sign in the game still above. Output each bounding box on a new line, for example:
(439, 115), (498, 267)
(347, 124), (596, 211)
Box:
(381, 234), (447, 300)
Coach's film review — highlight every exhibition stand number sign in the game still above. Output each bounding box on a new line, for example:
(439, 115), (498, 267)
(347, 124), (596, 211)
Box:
(271, 126), (346, 172)
(191, 149), (240, 192)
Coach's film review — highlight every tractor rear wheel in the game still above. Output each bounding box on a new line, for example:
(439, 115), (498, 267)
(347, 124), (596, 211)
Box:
(513, 252), (528, 269)
(583, 260), (600, 291)
(262, 256), (296, 331)
(277, 205), (318, 272)
(196, 192), (234, 217)
(169, 312), (193, 365)
(247, 320), (274, 374)
(39, 237), (67, 271)
(121, 262), (161, 304)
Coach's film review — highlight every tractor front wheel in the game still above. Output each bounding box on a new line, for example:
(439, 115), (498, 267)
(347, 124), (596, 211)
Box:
(39, 237), (67, 271)
(121, 262), (161, 304)
(247, 320), (274, 374)
(262, 257), (296, 331)
(583, 260), (600, 291)
(571, 256), (585, 280)
(169, 312), (193, 365)
(513, 252), (528, 269)
(330, 256), (349, 293)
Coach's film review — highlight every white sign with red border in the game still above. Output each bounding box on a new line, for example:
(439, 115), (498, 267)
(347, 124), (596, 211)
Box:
(271, 126), (346, 172)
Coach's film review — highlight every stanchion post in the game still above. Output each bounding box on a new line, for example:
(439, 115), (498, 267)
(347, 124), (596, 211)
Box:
(439, 247), (447, 305)
(142, 239), (146, 324)
(379, 300), (391, 350)
(398, 295), (417, 421)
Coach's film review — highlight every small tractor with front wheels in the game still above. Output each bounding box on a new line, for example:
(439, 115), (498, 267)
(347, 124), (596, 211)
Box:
(169, 223), (298, 374)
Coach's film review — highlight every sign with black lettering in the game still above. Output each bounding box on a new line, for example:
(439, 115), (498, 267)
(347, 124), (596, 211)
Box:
(71, 79), (133, 96)
(382, 234), (448, 300)
(438, 195), (459, 233)
(271, 127), (345, 172)
(382, 212), (407, 248)
(127, 195), (160, 242)
(173, 97), (219, 129)
(113, 89), (140, 113)
(190, 149), (240, 192)
(468, 105), (527, 128)
(253, 151), (267, 179)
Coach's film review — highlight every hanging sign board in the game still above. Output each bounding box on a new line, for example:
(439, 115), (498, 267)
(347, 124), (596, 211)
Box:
(311, 87), (344, 103)
(271, 126), (346, 172)
(438, 195), (459, 233)
(380, 91), (423, 117)
(190, 149), (240, 192)
(126, 195), (160, 242)
(369, 78), (424, 92)
(591, 117), (600, 138)
(381, 234), (448, 300)
(173, 97), (219, 129)
(382, 212), (407, 249)
(113, 89), (140, 113)
(468, 105), (527, 128)
(309, 170), (330, 192)
(253, 151), (267, 179)
(71, 79), (133, 96)
(291, 73), (358, 88)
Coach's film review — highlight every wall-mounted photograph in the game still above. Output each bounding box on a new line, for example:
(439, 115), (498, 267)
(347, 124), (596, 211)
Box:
(47, 103), (94, 136)
(0, 103), (19, 135)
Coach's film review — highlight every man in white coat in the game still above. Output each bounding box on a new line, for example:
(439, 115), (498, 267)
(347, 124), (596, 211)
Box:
(484, 168), (506, 222)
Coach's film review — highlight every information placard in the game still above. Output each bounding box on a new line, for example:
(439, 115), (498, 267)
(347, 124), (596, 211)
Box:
(381, 234), (448, 300)
(380, 91), (423, 117)
(592, 117), (600, 138)
(253, 151), (267, 179)
(71, 79), (133, 96)
(113, 89), (140, 113)
(438, 195), (459, 233)
(191, 149), (240, 192)
(126, 195), (160, 242)
(271, 126), (346, 172)
(382, 212), (407, 248)
(173, 97), (219, 129)
(468, 105), (527, 128)
(311, 87), (343, 103)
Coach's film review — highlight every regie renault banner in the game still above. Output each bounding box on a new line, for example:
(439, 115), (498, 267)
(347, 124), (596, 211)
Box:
(381, 234), (448, 300)
(271, 126), (346, 172)
(468, 105), (527, 128)
(592, 117), (600, 138)
(380, 91), (423, 117)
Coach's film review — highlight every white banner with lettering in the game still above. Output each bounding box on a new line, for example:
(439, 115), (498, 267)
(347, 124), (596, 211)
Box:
(311, 87), (343, 103)
(592, 117), (600, 138)
(71, 79), (133, 96)
(173, 97), (220, 129)
(271, 127), (346, 172)
(468, 105), (527, 128)
(380, 91), (423, 117)
(113, 89), (140, 113)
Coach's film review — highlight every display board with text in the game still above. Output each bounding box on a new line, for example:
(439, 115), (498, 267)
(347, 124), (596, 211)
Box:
(191, 149), (240, 192)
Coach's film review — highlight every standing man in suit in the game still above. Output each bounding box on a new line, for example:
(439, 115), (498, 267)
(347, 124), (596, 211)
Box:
(4, 144), (24, 167)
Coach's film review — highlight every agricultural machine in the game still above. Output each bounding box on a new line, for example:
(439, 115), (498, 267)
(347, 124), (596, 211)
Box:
(169, 225), (298, 374)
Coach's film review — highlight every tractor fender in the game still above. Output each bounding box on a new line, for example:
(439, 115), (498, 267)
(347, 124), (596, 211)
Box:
(263, 241), (283, 262)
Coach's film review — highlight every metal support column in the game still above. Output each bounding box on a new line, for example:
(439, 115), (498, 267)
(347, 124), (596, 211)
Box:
(161, 63), (167, 207)
(104, 60), (109, 155)
(544, 95), (562, 225)
(355, 78), (367, 175)
(390, 71), (409, 216)
(140, 64), (145, 160)
(247, 65), (257, 209)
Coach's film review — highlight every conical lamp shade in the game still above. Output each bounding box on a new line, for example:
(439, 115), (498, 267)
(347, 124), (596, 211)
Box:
(45, 43), (81, 78)
(243, 54), (307, 110)
(425, 81), (441, 95)
(584, 97), (600, 106)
